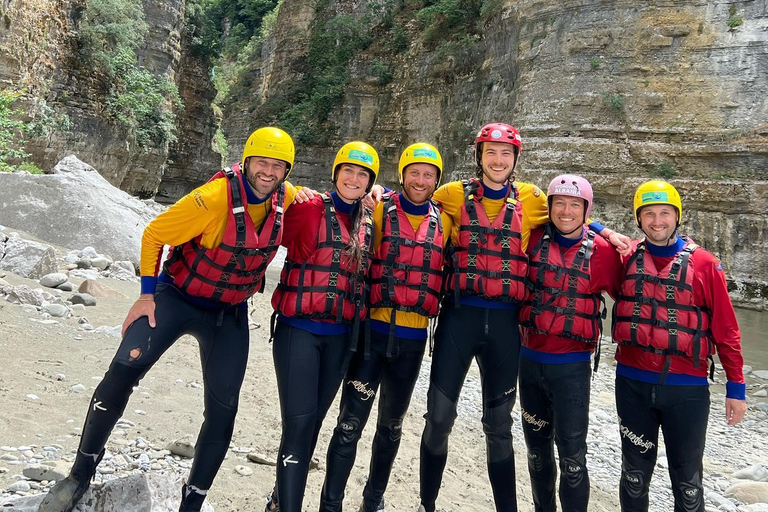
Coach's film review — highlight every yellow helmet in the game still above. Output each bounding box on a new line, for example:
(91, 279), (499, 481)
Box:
(241, 127), (296, 176)
(332, 141), (379, 191)
(633, 180), (683, 226)
(398, 143), (443, 186)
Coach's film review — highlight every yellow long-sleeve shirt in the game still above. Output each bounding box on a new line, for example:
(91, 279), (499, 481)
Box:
(140, 178), (300, 280)
(432, 179), (549, 252)
(369, 197), (453, 330)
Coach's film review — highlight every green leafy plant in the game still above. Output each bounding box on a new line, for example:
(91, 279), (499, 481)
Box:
(591, 57), (601, 69)
(602, 92), (624, 111)
(651, 162), (677, 179)
(0, 90), (45, 173)
(416, 0), (483, 48)
(369, 59), (394, 86)
(727, 15), (743, 28)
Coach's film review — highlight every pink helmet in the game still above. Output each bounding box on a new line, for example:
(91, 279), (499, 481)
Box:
(474, 122), (522, 168)
(547, 174), (593, 222)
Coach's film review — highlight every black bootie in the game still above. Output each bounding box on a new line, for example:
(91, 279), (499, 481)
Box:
(179, 483), (207, 512)
(38, 450), (104, 512)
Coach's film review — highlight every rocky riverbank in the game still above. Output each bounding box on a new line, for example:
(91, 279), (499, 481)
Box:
(0, 230), (766, 511)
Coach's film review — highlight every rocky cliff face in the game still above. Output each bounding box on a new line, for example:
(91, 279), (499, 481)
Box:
(223, 0), (767, 308)
(0, 0), (220, 199)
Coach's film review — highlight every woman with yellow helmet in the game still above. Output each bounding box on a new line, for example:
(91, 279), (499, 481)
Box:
(267, 141), (379, 512)
(319, 142), (453, 512)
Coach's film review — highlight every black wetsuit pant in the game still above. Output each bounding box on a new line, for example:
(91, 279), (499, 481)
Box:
(519, 358), (591, 512)
(420, 302), (520, 512)
(76, 283), (249, 491)
(320, 329), (426, 512)
(615, 374), (710, 512)
(272, 320), (350, 512)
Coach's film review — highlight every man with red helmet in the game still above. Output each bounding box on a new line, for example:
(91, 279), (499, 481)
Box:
(414, 123), (629, 512)
(518, 174), (623, 512)
(612, 180), (746, 512)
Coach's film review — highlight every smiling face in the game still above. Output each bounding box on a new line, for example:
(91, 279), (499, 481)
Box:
(550, 195), (586, 237)
(334, 163), (371, 203)
(480, 141), (518, 188)
(638, 204), (679, 245)
(401, 162), (439, 205)
(244, 156), (288, 199)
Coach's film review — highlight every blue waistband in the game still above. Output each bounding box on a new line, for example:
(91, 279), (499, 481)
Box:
(278, 314), (351, 335)
(521, 347), (592, 364)
(616, 363), (708, 386)
(450, 296), (518, 310)
(368, 319), (427, 340)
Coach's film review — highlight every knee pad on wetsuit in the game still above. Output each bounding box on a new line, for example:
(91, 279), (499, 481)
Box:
(621, 456), (648, 499)
(482, 396), (514, 463)
(423, 386), (458, 454)
(97, 362), (146, 409)
(559, 448), (588, 489)
(377, 407), (405, 443)
(675, 471), (703, 511)
(334, 410), (363, 446)
(527, 447), (547, 474)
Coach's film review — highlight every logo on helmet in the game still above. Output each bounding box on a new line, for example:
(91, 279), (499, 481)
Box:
(491, 129), (503, 139)
(413, 148), (438, 159)
(553, 184), (580, 196)
(641, 191), (669, 203)
(347, 150), (374, 166)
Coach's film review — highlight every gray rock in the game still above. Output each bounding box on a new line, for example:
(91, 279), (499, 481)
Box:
(234, 465), (253, 476)
(733, 464), (768, 482)
(111, 260), (136, 275)
(0, 156), (165, 267)
(753, 371), (768, 380)
(76, 258), (93, 269)
(42, 303), (69, 318)
(56, 281), (76, 292)
(0, 473), (215, 511)
(706, 491), (737, 511)
(39, 273), (68, 288)
(91, 256), (112, 270)
(247, 453), (277, 466)
(8, 480), (30, 492)
(754, 389), (768, 397)
(70, 293), (97, 306)
(5, 285), (49, 306)
(0, 236), (57, 279)
(166, 439), (195, 459)
(22, 463), (66, 483)
(726, 481), (768, 504)
(70, 384), (87, 393)
(78, 279), (125, 298)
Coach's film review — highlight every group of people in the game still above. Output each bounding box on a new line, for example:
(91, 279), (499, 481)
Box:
(38, 122), (747, 512)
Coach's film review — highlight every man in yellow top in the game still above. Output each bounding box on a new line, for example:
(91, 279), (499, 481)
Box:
(319, 143), (452, 512)
(416, 123), (628, 512)
(39, 127), (306, 512)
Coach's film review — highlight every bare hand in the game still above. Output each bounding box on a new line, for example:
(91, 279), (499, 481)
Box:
(609, 231), (632, 257)
(725, 398), (747, 426)
(370, 184), (386, 203)
(122, 295), (156, 337)
(293, 188), (317, 204)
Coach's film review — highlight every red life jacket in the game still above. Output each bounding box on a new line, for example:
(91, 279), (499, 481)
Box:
(369, 194), (445, 321)
(612, 239), (713, 380)
(271, 194), (373, 323)
(164, 164), (285, 305)
(445, 179), (528, 304)
(520, 225), (606, 348)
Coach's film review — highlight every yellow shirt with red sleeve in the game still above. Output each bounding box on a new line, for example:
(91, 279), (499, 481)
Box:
(139, 176), (301, 295)
(368, 194), (453, 333)
(431, 180), (549, 253)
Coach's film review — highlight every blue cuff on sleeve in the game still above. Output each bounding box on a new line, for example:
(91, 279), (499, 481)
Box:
(726, 381), (746, 400)
(588, 221), (606, 234)
(140, 276), (158, 295)
(383, 186), (393, 194)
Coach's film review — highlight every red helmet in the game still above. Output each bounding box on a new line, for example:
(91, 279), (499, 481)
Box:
(474, 123), (522, 167)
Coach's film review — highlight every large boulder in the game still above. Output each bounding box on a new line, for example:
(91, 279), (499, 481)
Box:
(0, 234), (57, 279)
(0, 473), (214, 511)
(0, 156), (165, 267)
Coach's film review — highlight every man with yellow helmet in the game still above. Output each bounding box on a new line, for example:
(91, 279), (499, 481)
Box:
(40, 127), (306, 512)
(612, 180), (746, 512)
(267, 141), (378, 512)
(318, 142), (452, 512)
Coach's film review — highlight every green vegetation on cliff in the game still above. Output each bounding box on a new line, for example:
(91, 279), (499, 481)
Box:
(76, 0), (182, 150)
(0, 90), (44, 174)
